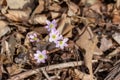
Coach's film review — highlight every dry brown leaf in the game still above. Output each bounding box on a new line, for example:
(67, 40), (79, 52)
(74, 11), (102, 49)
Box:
(53, 0), (59, 2)
(33, 14), (47, 25)
(33, 27), (48, 34)
(80, 0), (98, 6)
(57, 14), (66, 34)
(0, 0), (7, 6)
(4, 9), (31, 22)
(6, 64), (23, 76)
(107, 4), (114, 12)
(30, 0), (44, 18)
(74, 69), (92, 80)
(0, 0), (3, 5)
(75, 27), (98, 80)
(112, 9), (120, 24)
(0, 20), (10, 38)
(94, 47), (103, 55)
(112, 32), (120, 45)
(49, 3), (61, 11)
(16, 25), (28, 33)
(100, 37), (113, 51)
(107, 47), (120, 59)
(86, 0), (98, 6)
(66, 1), (80, 16)
(116, 0), (120, 9)
(1, 40), (12, 63)
(80, 0), (86, 5)
(1, 35), (16, 63)
(83, 8), (99, 24)
(6, 0), (34, 9)
(90, 1), (102, 15)
(63, 30), (72, 38)
(50, 12), (61, 19)
(0, 63), (2, 80)
(15, 33), (24, 44)
(62, 23), (74, 38)
(8, 35), (17, 59)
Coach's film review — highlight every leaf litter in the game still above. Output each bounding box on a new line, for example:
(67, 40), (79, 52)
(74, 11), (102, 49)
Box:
(0, 0), (120, 80)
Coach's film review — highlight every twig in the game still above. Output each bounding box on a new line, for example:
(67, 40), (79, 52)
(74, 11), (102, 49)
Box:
(106, 47), (120, 59)
(8, 60), (97, 80)
(41, 68), (51, 80)
(47, 48), (60, 54)
(44, 75), (60, 80)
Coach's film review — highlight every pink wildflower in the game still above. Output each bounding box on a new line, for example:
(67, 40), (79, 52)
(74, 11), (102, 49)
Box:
(28, 33), (39, 42)
(34, 50), (47, 63)
(49, 29), (62, 43)
(45, 19), (57, 31)
(55, 38), (68, 49)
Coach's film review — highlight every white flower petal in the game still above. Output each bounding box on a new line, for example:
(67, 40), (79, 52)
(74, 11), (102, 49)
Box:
(36, 50), (41, 54)
(46, 20), (50, 25)
(42, 50), (46, 55)
(41, 60), (45, 63)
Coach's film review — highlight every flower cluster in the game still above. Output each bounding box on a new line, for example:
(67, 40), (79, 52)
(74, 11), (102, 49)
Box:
(45, 19), (68, 49)
(28, 33), (47, 63)
(27, 19), (68, 64)
(28, 33), (39, 42)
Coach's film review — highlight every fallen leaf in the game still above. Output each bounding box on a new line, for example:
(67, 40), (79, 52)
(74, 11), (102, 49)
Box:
(30, 0), (44, 18)
(86, 0), (98, 6)
(16, 25), (28, 33)
(74, 69), (92, 80)
(49, 3), (61, 11)
(1, 40), (12, 63)
(112, 9), (120, 24)
(75, 27), (98, 80)
(0, 20), (10, 38)
(0, 63), (2, 80)
(112, 32), (120, 45)
(66, 1), (80, 16)
(90, 1), (102, 15)
(116, 0), (120, 9)
(33, 27), (48, 34)
(33, 14), (47, 25)
(6, 64), (23, 76)
(6, 0), (34, 9)
(4, 9), (31, 22)
(50, 12), (61, 19)
(57, 14), (66, 34)
(15, 32), (24, 44)
(100, 37), (113, 51)
(62, 23), (74, 38)
(94, 47), (103, 55)
(0, 0), (7, 7)
(8, 35), (17, 59)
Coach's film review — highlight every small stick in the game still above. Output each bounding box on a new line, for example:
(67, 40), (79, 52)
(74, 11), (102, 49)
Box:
(8, 60), (97, 80)
(41, 68), (51, 80)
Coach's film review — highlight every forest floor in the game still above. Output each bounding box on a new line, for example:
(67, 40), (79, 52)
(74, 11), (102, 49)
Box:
(0, 0), (120, 80)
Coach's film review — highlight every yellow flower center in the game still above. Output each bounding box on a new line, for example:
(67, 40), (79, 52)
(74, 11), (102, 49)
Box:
(52, 35), (56, 39)
(39, 54), (44, 59)
(59, 41), (63, 45)
(33, 37), (38, 40)
(50, 24), (54, 28)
